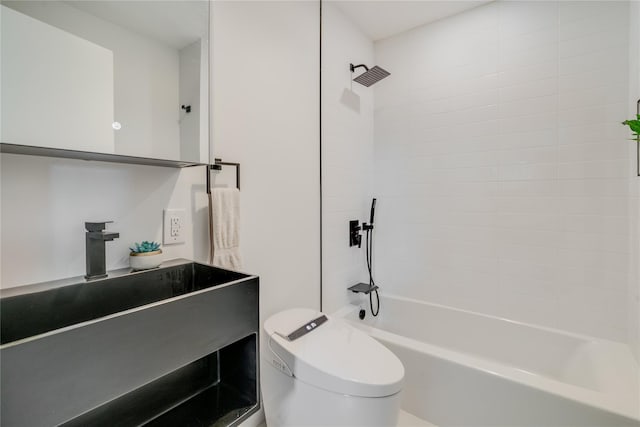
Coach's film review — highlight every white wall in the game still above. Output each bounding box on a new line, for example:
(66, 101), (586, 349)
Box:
(373, 1), (632, 341)
(211, 6), (319, 423)
(321, 3), (375, 314)
(4, 1), (182, 161)
(212, 1), (320, 323)
(0, 154), (209, 288)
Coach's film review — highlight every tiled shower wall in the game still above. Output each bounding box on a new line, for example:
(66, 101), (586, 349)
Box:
(628, 1), (640, 361)
(373, 1), (633, 341)
(321, 3), (375, 313)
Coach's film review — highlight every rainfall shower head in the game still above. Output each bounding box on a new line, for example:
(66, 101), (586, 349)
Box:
(350, 63), (390, 87)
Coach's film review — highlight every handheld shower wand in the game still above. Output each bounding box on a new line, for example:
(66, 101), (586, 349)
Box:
(364, 198), (379, 316)
(369, 198), (377, 225)
(363, 198), (376, 231)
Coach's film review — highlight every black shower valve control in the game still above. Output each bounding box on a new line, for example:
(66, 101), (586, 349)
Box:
(349, 220), (362, 248)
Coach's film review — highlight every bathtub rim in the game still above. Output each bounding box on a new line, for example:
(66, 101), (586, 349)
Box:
(334, 294), (640, 422)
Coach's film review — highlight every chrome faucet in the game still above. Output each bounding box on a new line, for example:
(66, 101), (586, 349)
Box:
(85, 221), (119, 280)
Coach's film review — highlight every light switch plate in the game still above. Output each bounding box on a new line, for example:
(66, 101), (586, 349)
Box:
(163, 208), (186, 244)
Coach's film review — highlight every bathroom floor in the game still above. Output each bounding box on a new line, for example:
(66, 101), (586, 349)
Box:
(397, 410), (436, 427)
(258, 410), (435, 427)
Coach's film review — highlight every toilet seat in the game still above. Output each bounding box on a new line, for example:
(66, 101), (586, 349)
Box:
(264, 308), (404, 398)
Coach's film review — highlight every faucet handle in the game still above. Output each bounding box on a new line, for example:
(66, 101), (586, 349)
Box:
(85, 221), (114, 232)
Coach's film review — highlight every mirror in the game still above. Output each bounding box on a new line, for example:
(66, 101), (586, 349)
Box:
(1, 0), (210, 163)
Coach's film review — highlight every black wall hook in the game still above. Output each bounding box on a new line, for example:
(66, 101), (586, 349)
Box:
(181, 105), (191, 113)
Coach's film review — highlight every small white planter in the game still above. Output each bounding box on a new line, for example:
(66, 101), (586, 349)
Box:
(129, 250), (163, 271)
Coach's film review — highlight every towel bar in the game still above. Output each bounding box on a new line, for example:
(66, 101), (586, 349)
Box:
(206, 159), (240, 193)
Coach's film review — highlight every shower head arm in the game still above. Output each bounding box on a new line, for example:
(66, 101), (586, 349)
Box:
(350, 63), (369, 73)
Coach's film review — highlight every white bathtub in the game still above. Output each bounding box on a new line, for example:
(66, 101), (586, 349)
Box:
(335, 295), (640, 426)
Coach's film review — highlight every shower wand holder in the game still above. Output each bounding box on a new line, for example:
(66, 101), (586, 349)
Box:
(348, 282), (379, 295)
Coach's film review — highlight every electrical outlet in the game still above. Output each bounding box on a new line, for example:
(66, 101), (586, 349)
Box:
(163, 209), (186, 244)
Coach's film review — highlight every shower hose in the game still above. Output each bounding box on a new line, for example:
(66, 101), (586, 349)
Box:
(365, 227), (380, 317)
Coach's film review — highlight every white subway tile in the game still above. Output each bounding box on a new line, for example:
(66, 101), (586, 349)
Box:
(499, 180), (560, 197)
(498, 61), (557, 87)
(558, 66), (628, 92)
(499, 146), (558, 166)
(557, 159), (631, 180)
(558, 84), (627, 112)
(415, 89), (499, 116)
(556, 265), (629, 292)
(558, 102), (627, 128)
(555, 247), (627, 273)
(558, 1), (628, 30)
(496, 213), (563, 231)
(560, 214), (629, 236)
(499, 43), (559, 72)
(416, 73), (500, 102)
(495, 195), (561, 215)
(499, 128), (558, 150)
(559, 46), (628, 76)
(417, 104), (499, 131)
(558, 122), (627, 145)
(557, 195), (629, 216)
(499, 163), (558, 181)
(499, 1), (558, 37)
(499, 95), (558, 119)
(419, 152), (501, 170)
(369, 0), (632, 341)
(497, 228), (560, 248)
(558, 25), (628, 59)
(449, 212), (501, 228)
(499, 78), (557, 103)
(498, 243), (560, 265)
(500, 25), (558, 56)
(499, 112), (557, 135)
(500, 258), (560, 284)
(558, 142), (628, 163)
(562, 230), (629, 254)
(555, 179), (630, 197)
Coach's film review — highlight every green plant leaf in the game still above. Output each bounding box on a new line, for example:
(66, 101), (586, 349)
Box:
(622, 119), (640, 135)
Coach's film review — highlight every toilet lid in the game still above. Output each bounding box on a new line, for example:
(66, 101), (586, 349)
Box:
(264, 308), (404, 398)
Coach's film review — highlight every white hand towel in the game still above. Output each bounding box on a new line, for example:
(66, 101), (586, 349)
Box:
(212, 187), (242, 269)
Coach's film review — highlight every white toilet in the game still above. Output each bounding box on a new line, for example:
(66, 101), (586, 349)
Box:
(262, 308), (404, 426)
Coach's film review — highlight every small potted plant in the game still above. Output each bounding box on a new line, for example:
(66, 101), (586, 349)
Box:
(622, 111), (640, 176)
(622, 114), (640, 139)
(129, 241), (163, 271)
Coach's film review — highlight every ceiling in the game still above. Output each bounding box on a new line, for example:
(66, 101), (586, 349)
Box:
(332, 0), (493, 41)
(66, 1), (208, 49)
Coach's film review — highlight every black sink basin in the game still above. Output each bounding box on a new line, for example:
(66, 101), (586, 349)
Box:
(0, 259), (259, 427)
(0, 260), (249, 345)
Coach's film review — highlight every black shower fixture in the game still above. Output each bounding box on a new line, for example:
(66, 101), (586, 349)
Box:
(347, 198), (380, 317)
(349, 220), (362, 248)
(350, 63), (390, 87)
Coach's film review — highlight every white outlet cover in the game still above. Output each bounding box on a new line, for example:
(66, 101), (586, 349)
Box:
(163, 208), (186, 245)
